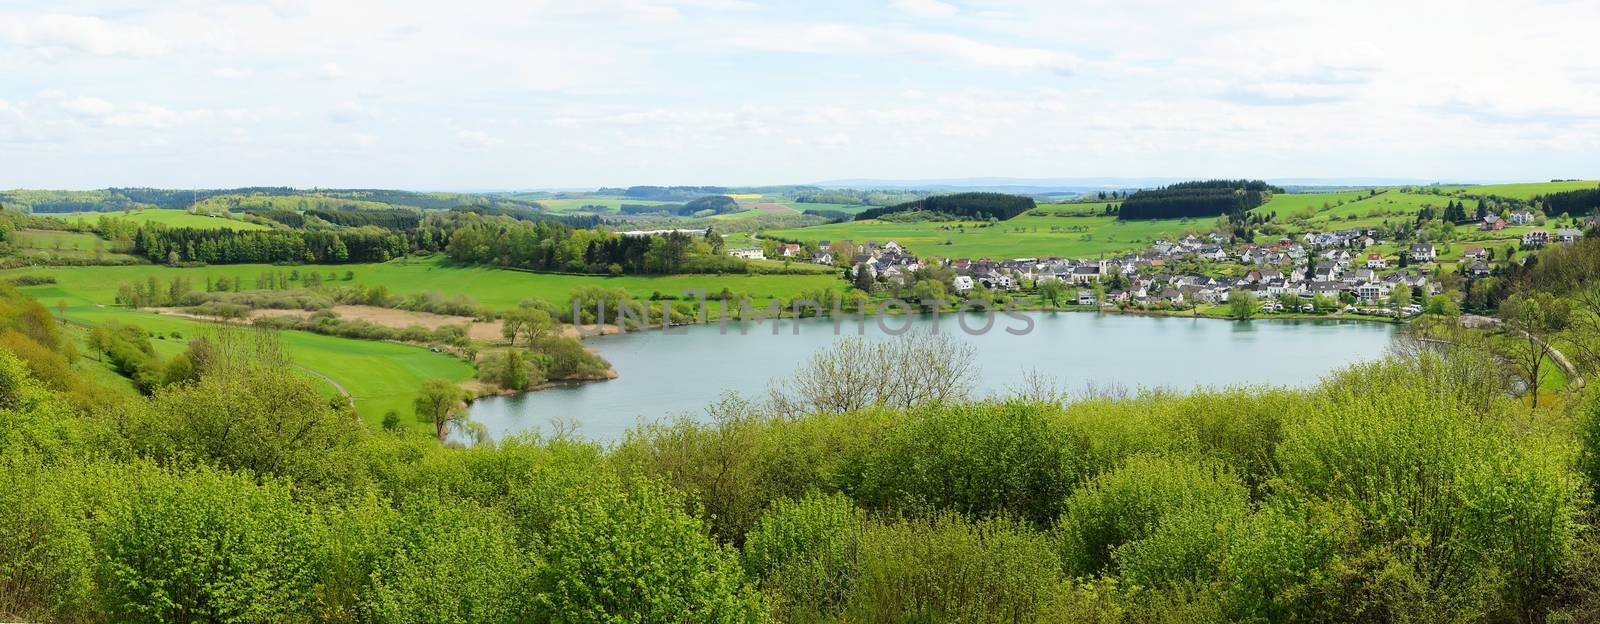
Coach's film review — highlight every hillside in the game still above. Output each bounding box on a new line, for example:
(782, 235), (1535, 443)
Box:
(855, 192), (1036, 221)
(1117, 179), (1282, 220)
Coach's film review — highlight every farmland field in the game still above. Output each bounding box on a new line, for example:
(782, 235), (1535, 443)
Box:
(191, 194), (397, 213)
(534, 197), (677, 213)
(12, 229), (105, 251)
(59, 304), (473, 428)
(5, 255), (846, 311)
(47, 208), (272, 230)
(764, 214), (1206, 259)
(1251, 191), (1374, 218)
(1271, 191), (1457, 231)
(9, 255), (841, 426)
(1460, 180), (1600, 200)
(780, 201), (873, 215)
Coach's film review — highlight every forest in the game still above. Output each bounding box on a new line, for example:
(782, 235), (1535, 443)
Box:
(441, 216), (747, 274)
(854, 192), (1037, 221)
(1117, 180), (1282, 220)
(1539, 187), (1600, 218)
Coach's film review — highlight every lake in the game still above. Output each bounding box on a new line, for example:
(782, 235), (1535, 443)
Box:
(468, 312), (1397, 443)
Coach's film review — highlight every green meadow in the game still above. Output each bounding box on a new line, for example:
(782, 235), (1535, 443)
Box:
(764, 213), (1206, 259)
(1462, 179), (1600, 200)
(9, 254), (843, 426)
(7, 255), (846, 310)
(12, 229), (106, 251)
(535, 197), (677, 213)
(778, 201), (872, 215)
(1251, 191), (1373, 218)
(47, 208), (272, 230)
(60, 305), (473, 427)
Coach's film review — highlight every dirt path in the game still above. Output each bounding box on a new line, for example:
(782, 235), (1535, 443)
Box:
(295, 364), (351, 399)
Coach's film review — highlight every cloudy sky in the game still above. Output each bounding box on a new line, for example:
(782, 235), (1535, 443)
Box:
(1, 0), (1597, 189)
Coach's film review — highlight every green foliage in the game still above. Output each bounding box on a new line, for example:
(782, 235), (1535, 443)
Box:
(1056, 454), (1249, 578)
(840, 401), (1081, 526)
(352, 495), (533, 624)
(742, 492), (863, 618)
(846, 512), (1062, 623)
(91, 462), (327, 623)
(534, 475), (763, 622)
(1276, 354), (1581, 619)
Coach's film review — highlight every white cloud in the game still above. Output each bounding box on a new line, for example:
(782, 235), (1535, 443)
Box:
(213, 67), (253, 79)
(2, 1), (1600, 186)
(456, 129), (502, 148)
(890, 0), (958, 18)
(0, 13), (166, 59)
(328, 101), (369, 123)
(729, 24), (1078, 74)
(60, 96), (115, 117)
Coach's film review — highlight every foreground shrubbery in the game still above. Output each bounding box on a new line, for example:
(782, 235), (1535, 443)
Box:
(1, 326), (1597, 621)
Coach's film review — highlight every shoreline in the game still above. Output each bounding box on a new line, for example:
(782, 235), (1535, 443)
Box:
(479, 305), (1408, 404)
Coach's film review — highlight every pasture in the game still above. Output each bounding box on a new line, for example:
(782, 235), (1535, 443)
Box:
(47, 208), (272, 231)
(60, 304), (473, 428)
(764, 214), (1206, 260)
(534, 197), (677, 213)
(1251, 191), (1374, 218)
(1460, 180), (1600, 200)
(5, 255), (847, 312)
(11, 229), (105, 252)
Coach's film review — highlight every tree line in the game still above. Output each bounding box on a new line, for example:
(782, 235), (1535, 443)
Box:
(1116, 180), (1281, 221)
(1539, 187), (1600, 218)
(855, 192), (1036, 221)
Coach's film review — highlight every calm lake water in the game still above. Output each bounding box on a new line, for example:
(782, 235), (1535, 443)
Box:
(467, 312), (1397, 443)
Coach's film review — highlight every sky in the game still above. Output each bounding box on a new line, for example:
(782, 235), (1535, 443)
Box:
(0, 0), (1597, 190)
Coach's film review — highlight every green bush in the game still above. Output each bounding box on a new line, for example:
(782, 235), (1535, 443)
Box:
(1056, 454), (1248, 578)
(533, 475), (763, 622)
(742, 492), (863, 618)
(91, 463), (327, 623)
(846, 512), (1062, 623)
(353, 495), (533, 624)
(841, 401), (1082, 526)
(1277, 355), (1581, 619)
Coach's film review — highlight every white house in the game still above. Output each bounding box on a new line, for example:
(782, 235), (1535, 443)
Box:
(952, 275), (975, 293)
(728, 247), (765, 260)
(1409, 244), (1437, 261)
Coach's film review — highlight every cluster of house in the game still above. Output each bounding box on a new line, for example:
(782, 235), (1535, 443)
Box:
(1519, 228), (1585, 249)
(727, 241), (835, 264)
(821, 231), (1437, 309)
(730, 217), (1594, 311)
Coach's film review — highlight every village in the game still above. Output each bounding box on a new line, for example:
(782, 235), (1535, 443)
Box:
(731, 213), (1599, 318)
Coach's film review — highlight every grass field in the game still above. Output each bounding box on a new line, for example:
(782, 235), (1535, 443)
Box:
(765, 214), (1206, 260)
(191, 194), (396, 213)
(6, 255), (846, 311)
(1252, 191), (1374, 218)
(1459, 180), (1600, 200)
(780, 202), (873, 215)
(59, 305), (473, 428)
(535, 197), (677, 213)
(10, 256), (842, 428)
(12, 229), (105, 251)
(47, 209), (271, 231)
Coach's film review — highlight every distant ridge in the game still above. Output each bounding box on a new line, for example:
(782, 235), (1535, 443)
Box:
(809, 176), (1492, 193)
